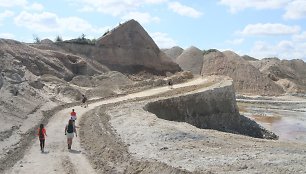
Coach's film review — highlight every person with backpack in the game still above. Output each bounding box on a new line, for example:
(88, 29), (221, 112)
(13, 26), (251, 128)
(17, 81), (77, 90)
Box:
(65, 119), (77, 150)
(37, 124), (47, 152)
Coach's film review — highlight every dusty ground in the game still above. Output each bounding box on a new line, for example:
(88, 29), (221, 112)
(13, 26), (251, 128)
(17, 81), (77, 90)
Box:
(4, 76), (306, 174)
(3, 77), (209, 174)
(80, 78), (306, 174)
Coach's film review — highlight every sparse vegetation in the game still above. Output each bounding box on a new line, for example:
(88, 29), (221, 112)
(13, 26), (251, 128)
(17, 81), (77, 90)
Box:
(62, 33), (96, 45)
(103, 30), (109, 36)
(90, 38), (97, 44)
(55, 35), (63, 42)
(33, 35), (40, 43)
(203, 49), (218, 55)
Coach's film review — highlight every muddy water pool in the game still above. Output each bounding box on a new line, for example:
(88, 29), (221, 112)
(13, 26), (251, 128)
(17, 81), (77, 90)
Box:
(238, 102), (306, 142)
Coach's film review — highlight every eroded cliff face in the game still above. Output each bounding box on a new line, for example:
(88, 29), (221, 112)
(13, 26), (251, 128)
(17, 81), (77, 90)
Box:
(145, 80), (277, 139)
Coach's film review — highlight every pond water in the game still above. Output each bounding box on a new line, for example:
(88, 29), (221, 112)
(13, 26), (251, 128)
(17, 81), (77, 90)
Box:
(239, 103), (306, 143)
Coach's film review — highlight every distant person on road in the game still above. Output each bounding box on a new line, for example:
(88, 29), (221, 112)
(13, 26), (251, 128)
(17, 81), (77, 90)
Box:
(81, 94), (88, 108)
(65, 119), (77, 150)
(37, 124), (47, 152)
(168, 79), (173, 89)
(70, 109), (77, 122)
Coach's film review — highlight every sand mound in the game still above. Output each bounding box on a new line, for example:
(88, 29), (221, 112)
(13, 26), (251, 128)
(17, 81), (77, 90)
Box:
(202, 50), (284, 95)
(95, 19), (181, 74)
(176, 46), (203, 75)
(162, 46), (184, 61)
(242, 55), (258, 61)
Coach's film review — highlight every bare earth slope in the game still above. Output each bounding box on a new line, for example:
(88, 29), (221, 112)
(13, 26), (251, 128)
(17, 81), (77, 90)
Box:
(250, 58), (306, 93)
(162, 46), (184, 61)
(51, 20), (182, 75)
(81, 77), (306, 174)
(0, 39), (107, 81)
(202, 50), (284, 95)
(95, 19), (181, 74)
(176, 46), (204, 75)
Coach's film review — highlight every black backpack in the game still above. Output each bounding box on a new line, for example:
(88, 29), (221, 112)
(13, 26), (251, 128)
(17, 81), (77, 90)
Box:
(39, 129), (44, 139)
(67, 124), (74, 133)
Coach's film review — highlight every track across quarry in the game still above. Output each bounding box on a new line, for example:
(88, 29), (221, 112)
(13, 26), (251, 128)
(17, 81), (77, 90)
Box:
(6, 77), (211, 174)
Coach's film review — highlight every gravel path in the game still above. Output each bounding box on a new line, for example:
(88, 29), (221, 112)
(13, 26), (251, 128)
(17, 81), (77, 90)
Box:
(5, 77), (208, 174)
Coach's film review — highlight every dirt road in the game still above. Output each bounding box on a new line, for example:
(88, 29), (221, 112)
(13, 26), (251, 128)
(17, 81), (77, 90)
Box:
(6, 77), (209, 174)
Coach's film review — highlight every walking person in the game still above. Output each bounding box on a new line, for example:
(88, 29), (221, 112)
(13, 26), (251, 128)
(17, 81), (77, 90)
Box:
(37, 124), (47, 152)
(81, 94), (88, 108)
(168, 79), (173, 89)
(70, 109), (77, 122)
(65, 119), (77, 150)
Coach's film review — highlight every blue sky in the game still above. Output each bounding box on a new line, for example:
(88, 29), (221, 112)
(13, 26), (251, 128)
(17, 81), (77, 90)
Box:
(1, 0), (306, 60)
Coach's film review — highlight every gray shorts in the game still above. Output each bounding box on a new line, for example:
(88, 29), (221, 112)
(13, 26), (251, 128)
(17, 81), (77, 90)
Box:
(66, 132), (74, 139)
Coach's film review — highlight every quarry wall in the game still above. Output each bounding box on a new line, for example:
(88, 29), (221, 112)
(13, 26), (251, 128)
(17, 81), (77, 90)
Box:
(145, 80), (278, 139)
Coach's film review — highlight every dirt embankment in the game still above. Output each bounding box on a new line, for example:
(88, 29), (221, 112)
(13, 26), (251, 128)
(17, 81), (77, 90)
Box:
(78, 77), (306, 174)
(80, 106), (193, 174)
(4, 75), (306, 173)
(145, 82), (277, 139)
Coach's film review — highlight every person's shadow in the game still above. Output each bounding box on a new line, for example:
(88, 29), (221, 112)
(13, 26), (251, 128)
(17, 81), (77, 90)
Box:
(41, 151), (49, 154)
(69, 149), (81, 154)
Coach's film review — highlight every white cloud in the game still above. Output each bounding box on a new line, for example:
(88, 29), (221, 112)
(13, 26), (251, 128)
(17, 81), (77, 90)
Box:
(25, 2), (44, 11)
(14, 11), (108, 34)
(14, 11), (59, 32)
(240, 23), (300, 36)
(0, 33), (15, 39)
(168, 1), (202, 18)
(0, 10), (14, 20)
(0, 0), (43, 12)
(150, 32), (177, 48)
(74, 0), (142, 16)
(0, 0), (27, 7)
(226, 38), (244, 45)
(121, 12), (160, 24)
(250, 40), (306, 60)
(293, 31), (306, 41)
(74, 0), (168, 15)
(219, 0), (289, 13)
(284, 0), (306, 19)
(0, 10), (14, 25)
(144, 0), (167, 4)
(78, 6), (95, 12)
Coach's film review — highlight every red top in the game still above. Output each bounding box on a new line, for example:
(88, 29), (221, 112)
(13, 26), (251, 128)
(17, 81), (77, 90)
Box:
(70, 111), (76, 117)
(37, 128), (46, 140)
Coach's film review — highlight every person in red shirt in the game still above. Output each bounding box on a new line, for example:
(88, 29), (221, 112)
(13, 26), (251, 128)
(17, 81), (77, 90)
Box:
(37, 124), (47, 152)
(70, 109), (77, 122)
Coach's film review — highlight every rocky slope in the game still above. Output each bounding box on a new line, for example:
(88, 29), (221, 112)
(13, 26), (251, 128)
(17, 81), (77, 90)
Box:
(176, 46), (204, 75)
(201, 50), (284, 95)
(250, 58), (306, 93)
